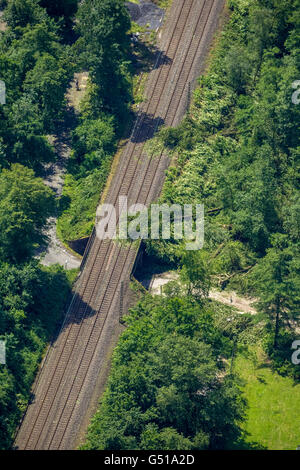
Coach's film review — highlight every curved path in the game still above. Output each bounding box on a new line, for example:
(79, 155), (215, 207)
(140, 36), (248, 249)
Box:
(15, 0), (226, 450)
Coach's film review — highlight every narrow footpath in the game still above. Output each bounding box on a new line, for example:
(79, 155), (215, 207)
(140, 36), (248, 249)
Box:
(37, 74), (89, 270)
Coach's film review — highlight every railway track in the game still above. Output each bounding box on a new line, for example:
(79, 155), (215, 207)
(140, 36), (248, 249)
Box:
(14, 0), (225, 450)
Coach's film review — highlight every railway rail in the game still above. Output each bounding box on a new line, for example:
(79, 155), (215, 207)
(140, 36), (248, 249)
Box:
(15, 0), (225, 450)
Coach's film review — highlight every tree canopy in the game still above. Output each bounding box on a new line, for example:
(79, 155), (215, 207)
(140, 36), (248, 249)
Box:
(0, 164), (55, 262)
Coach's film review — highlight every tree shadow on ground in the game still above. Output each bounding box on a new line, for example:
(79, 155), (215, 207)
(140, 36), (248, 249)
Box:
(229, 434), (267, 450)
(130, 112), (164, 143)
(131, 37), (172, 76)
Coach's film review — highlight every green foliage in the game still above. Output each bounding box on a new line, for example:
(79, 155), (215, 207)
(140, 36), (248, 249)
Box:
(264, 330), (300, 381)
(75, 0), (131, 125)
(145, 0), (300, 378)
(70, 116), (116, 176)
(0, 1), (75, 170)
(83, 292), (246, 450)
(179, 251), (211, 302)
(24, 53), (71, 131)
(57, 0), (132, 241)
(4, 0), (47, 29)
(154, 0), (300, 256)
(57, 163), (111, 241)
(58, 113), (117, 240)
(0, 262), (74, 449)
(0, 164), (55, 262)
(224, 45), (252, 94)
(0, 1), (79, 449)
(251, 234), (300, 349)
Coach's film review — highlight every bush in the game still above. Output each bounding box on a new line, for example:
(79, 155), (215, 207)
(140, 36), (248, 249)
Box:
(265, 330), (300, 382)
(0, 262), (75, 449)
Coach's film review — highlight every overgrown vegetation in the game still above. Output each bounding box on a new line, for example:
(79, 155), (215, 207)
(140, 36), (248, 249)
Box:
(0, 0), (75, 173)
(83, 256), (249, 450)
(0, 262), (76, 449)
(83, 0), (300, 451)
(1, 0), (299, 451)
(57, 0), (133, 241)
(0, 0), (79, 449)
(146, 0), (300, 377)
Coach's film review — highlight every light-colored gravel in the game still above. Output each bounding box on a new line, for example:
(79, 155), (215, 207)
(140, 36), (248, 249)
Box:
(126, 1), (165, 31)
(148, 271), (258, 314)
(37, 74), (89, 270)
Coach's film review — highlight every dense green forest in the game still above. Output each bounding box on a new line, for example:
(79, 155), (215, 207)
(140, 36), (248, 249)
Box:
(148, 0), (300, 378)
(1, 0), (132, 245)
(83, 0), (300, 450)
(0, 0), (76, 449)
(0, 0), (299, 451)
(0, 0), (80, 449)
(82, 262), (251, 450)
(57, 0), (132, 241)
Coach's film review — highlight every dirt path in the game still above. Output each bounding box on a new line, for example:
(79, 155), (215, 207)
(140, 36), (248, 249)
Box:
(0, 9), (7, 32)
(209, 289), (257, 315)
(149, 271), (257, 315)
(38, 73), (88, 270)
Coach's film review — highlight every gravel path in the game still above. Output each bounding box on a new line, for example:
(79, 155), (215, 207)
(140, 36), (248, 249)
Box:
(209, 289), (257, 315)
(37, 74), (89, 270)
(126, 1), (165, 30)
(149, 271), (258, 314)
(0, 9), (7, 31)
(0, 6), (79, 268)
(38, 218), (81, 270)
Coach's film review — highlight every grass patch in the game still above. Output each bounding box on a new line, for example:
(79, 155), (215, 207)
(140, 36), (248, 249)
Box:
(234, 346), (300, 450)
(153, 0), (173, 9)
(57, 165), (110, 242)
